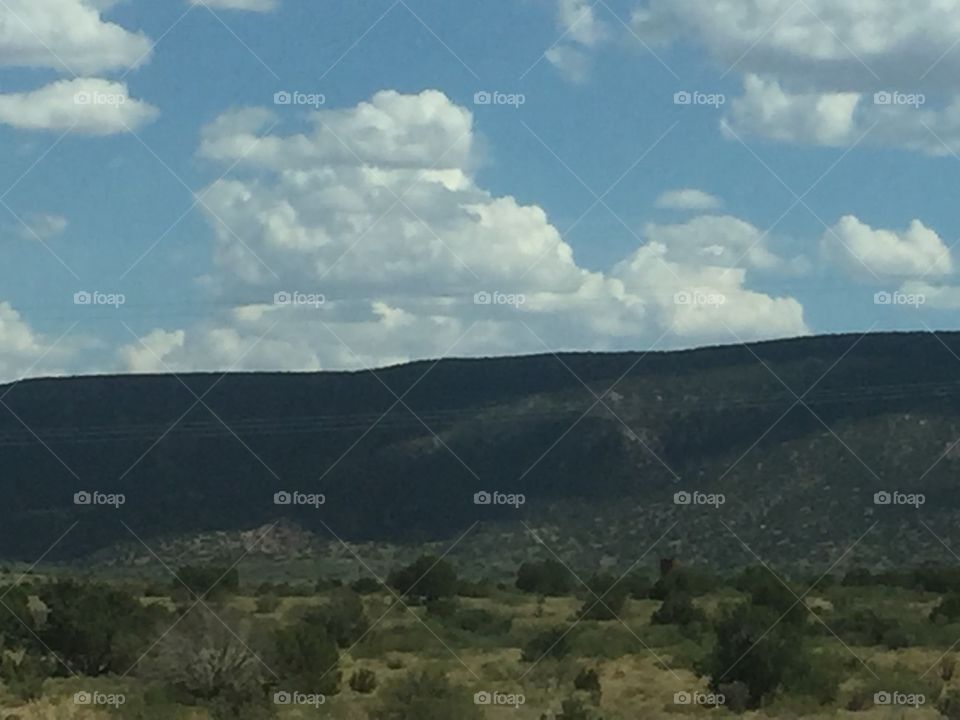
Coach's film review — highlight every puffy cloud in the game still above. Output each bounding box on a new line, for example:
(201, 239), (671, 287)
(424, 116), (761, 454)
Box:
(613, 242), (807, 342)
(725, 75), (860, 146)
(900, 281), (960, 310)
(546, 0), (610, 81)
(119, 329), (186, 373)
(640, 215), (808, 274)
(0, 302), (73, 383)
(0, 0), (152, 74)
(631, 0), (960, 88)
(628, 0), (960, 153)
(191, 0), (279, 10)
(655, 188), (723, 211)
(122, 90), (807, 372)
(822, 216), (954, 280)
(0, 78), (157, 135)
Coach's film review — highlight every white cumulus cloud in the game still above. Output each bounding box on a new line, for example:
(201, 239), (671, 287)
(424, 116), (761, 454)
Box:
(0, 78), (158, 135)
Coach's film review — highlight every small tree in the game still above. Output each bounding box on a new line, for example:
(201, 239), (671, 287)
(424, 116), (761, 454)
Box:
(735, 567), (804, 625)
(931, 594), (960, 624)
(145, 605), (269, 718)
(522, 627), (571, 663)
(349, 668), (378, 694)
(322, 588), (369, 647)
(699, 602), (806, 707)
(516, 560), (573, 596)
(0, 585), (37, 650)
(176, 566), (239, 602)
(39, 579), (166, 676)
(650, 591), (704, 627)
(576, 573), (628, 621)
(272, 612), (341, 697)
(388, 556), (458, 602)
(370, 669), (481, 720)
(573, 667), (602, 704)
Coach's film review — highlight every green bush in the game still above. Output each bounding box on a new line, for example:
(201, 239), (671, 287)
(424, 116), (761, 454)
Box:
(39, 579), (169, 676)
(699, 602), (809, 707)
(573, 667), (602, 698)
(650, 591), (704, 627)
(272, 615), (341, 697)
(388, 555), (458, 602)
(516, 559), (573, 596)
(352, 577), (385, 594)
(175, 565), (239, 601)
(522, 627), (571, 662)
(349, 668), (378, 694)
(369, 669), (482, 720)
(425, 596), (459, 619)
(454, 608), (512, 635)
(576, 573), (628, 621)
(931, 594), (960, 624)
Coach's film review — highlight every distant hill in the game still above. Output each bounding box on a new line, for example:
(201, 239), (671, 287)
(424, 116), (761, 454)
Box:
(3, 331), (960, 570)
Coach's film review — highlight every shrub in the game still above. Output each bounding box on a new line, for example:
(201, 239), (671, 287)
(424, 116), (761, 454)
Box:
(425, 597), (459, 619)
(650, 591), (704, 627)
(369, 669), (482, 720)
(735, 566), (804, 624)
(272, 613), (341, 697)
(576, 573), (628, 621)
(352, 577), (385, 595)
(39, 579), (168, 676)
(573, 667), (601, 700)
(0, 652), (50, 701)
(650, 567), (713, 600)
(146, 606), (269, 717)
(255, 595), (281, 614)
(939, 689), (960, 720)
(623, 573), (651, 599)
(516, 560), (573, 596)
(323, 588), (369, 647)
(350, 668), (378, 694)
(718, 681), (750, 714)
(699, 602), (808, 707)
(455, 608), (512, 635)
(522, 627), (571, 663)
(932, 594), (960, 624)
(941, 655), (957, 681)
(175, 566), (239, 601)
(388, 556), (458, 602)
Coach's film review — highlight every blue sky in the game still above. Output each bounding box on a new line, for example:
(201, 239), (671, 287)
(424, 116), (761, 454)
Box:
(2, 0), (960, 379)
